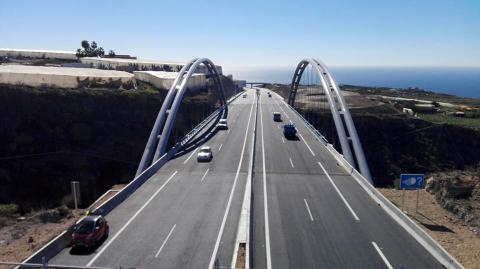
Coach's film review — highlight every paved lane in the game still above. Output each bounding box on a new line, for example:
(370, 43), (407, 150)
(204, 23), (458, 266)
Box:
(252, 88), (442, 269)
(50, 89), (257, 269)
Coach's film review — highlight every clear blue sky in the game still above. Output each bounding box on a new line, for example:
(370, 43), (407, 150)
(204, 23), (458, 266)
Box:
(1, 0), (479, 73)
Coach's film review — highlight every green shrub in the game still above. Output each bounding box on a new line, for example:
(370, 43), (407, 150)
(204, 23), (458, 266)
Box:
(0, 204), (18, 217)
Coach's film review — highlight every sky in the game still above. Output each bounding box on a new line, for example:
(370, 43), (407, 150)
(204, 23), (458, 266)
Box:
(1, 0), (479, 74)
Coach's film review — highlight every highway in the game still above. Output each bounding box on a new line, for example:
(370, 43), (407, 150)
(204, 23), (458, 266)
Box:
(252, 88), (443, 268)
(50, 89), (257, 268)
(48, 87), (445, 268)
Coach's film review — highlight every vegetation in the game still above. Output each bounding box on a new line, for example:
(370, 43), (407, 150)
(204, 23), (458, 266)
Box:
(418, 113), (480, 131)
(76, 40), (115, 58)
(0, 203), (18, 217)
(0, 76), (236, 210)
(343, 84), (480, 107)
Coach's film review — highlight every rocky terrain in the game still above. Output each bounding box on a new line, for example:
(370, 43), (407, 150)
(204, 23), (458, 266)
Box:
(0, 76), (236, 212)
(427, 168), (480, 228)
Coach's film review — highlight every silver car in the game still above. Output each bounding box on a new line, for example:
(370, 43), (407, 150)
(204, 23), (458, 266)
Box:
(217, 119), (228, 130)
(197, 146), (213, 162)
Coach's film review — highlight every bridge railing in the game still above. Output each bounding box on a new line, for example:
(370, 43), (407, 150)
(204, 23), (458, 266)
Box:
(281, 94), (464, 269)
(16, 89), (245, 268)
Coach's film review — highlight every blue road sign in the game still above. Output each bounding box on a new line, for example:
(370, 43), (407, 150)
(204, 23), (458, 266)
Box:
(400, 174), (425, 189)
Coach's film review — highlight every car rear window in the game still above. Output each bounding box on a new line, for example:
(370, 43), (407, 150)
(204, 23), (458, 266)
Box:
(74, 220), (94, 234)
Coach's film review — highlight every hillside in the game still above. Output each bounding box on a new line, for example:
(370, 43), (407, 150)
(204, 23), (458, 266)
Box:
(0, 78), (235, 212)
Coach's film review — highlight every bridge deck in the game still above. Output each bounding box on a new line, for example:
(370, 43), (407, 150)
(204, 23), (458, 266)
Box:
(252, 89), (441, 268)
(48, 88), (442, 268)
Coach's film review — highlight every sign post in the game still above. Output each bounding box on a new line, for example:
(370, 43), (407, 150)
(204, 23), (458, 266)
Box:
(400, 174), (425, 213)
(71, 181), (80, 209)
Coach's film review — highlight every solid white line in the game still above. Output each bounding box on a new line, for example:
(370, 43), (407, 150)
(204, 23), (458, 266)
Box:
(155, 224), (176, 258)
(372, 242), (394, 269)
(207, 93), (256, 269)
(298, 133), (316, 156)
(218, 144), (223, 152)
(303, 199), (314, 221)
(274, 98), (290, 119)
(183, 148), (198, 164)
(200, 168), (209, 182)
(289, 157), (294, 168)
(86, 170), (178, 266)
(281, 137), (285, 143)
(260, 95), (273, 269)
(317, 161), (360, 221)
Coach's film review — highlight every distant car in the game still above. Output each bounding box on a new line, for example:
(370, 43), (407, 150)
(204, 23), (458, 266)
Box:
(243, 94), (247, 98)
(283, 123), (297, 138)
(70, 215), (109, 248)
(217, 119), (228, 130)
(273, 112), (282, 122)
(197, 146), (213, 162)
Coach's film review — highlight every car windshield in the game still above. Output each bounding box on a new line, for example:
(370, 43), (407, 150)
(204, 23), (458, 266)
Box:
(200, 148), (210, 153)
(74, 220), (94, 234)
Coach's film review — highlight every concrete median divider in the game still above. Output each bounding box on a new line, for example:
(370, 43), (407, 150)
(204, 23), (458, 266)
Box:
(286, 102), (464, 269)
(17, 90), (245, 267)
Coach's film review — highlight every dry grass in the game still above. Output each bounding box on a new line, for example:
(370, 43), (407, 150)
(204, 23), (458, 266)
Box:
(378, 188), (480, 269)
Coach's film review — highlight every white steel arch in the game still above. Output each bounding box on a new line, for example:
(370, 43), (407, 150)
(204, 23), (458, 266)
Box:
(136, 58), (226, 176)
(288, 58), (373, 183)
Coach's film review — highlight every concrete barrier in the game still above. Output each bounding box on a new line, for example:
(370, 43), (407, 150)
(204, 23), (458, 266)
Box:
(284, 100), (464, 269)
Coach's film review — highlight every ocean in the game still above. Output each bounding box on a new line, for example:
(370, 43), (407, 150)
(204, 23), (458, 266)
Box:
(229, 66), (480, 98)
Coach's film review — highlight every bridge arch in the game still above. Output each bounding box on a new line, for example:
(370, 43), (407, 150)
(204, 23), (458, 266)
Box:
(136, 58), (227, 176)
(288, 58), (372, 183)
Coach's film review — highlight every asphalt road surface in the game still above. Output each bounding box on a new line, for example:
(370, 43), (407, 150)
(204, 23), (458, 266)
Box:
(50, 89), (257, 268)
(49, 87), (444, 269)
(251, 88), (442, 269)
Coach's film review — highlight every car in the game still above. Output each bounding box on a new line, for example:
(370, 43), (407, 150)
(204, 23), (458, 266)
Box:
(283, 123), (297, 138)
(273, 112), (282, 121)
(197, 146), (213, 162)
(243, 94), (247, 98)
(217, 118), (228, 130)
(70, 215), (109, 248)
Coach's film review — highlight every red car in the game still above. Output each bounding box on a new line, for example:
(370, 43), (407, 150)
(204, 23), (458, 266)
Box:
(70, 215), (109, 248)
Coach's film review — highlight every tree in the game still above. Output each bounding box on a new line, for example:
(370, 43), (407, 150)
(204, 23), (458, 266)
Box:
(431, 101), (440, 107)
(108, 50), (116, 56)
(75, 40), (108, 57)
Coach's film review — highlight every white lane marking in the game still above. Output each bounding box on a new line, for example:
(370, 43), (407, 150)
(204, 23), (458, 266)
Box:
(183, 148), (198, 164)
(298, 133), (316, 156)
(260, 95), (273, 269)
(275, 98), (290, 119)
(317, 161), (360, 221)
(281, 137), (285, 143)
(303, 199), (314, 221)
(372, 242), (394, 269)
(227, 128), (231, 134)
(218, 144), (223, 152)
(289, 157), (294, 168)
(155, 224), (176, 258)
(207, 93), (256, 269)
(86, 171), (178, 266)
(200, 168), (209, 182)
